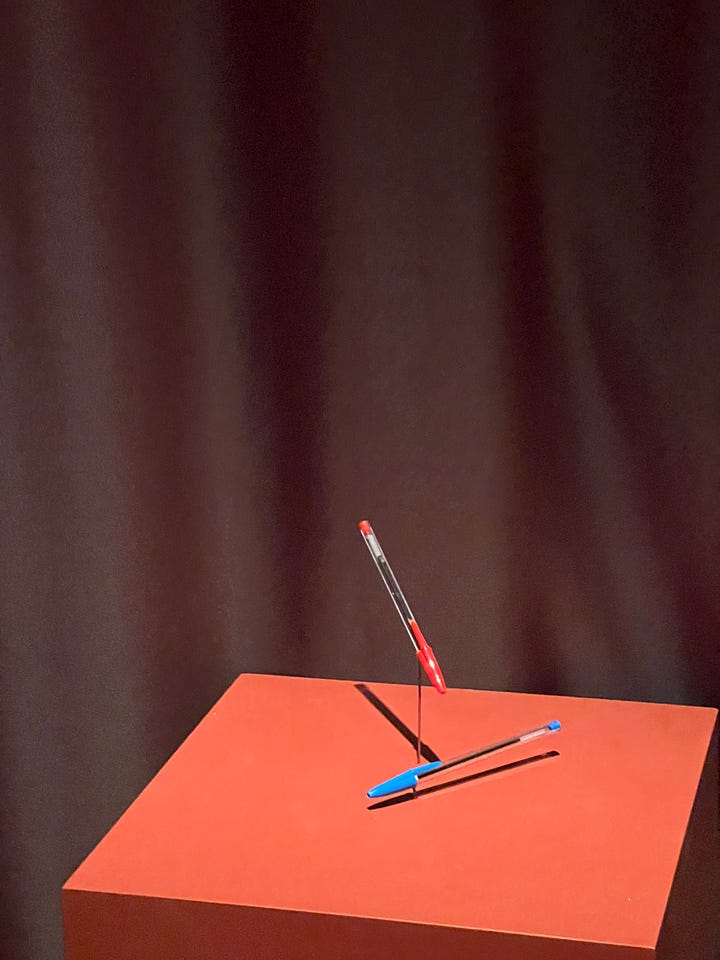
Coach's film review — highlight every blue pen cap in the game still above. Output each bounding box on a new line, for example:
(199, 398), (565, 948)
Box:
(367, 760), (442, 799)
(548, 720), (561, 731)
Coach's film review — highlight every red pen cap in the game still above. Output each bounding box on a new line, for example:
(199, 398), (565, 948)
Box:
(409, 620), (447, 694)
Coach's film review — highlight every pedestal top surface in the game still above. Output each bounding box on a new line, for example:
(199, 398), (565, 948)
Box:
(65, 674), (717, 949)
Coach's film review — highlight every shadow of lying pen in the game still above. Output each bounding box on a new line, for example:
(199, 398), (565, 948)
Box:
(354, 683), (441, 763)
(367, 749), (560, 810)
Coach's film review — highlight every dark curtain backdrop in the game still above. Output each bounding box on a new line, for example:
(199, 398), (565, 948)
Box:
(1, 2), (719, 958)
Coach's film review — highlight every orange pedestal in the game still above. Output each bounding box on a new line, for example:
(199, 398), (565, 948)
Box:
(63, 675), (718, 959)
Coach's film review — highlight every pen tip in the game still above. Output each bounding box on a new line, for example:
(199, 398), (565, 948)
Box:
(358, 520), (372, 535)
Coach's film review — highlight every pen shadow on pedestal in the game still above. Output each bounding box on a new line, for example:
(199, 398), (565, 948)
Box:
(354, 683), (442, 763)
(366, 750), (560, 810)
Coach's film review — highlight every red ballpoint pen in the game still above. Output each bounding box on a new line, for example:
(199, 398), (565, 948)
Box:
(358, 520), (446, 693)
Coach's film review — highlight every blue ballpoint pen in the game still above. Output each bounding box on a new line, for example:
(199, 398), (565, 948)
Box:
(367, 720), (561, 798)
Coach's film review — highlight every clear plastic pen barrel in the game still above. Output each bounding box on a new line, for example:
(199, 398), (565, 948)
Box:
(358, 524), (420, 652)
(518, 722), (560, 743)
(433, 720), (561, 775)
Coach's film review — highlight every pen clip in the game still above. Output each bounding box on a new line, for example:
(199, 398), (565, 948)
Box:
(410, 620), (446, 694)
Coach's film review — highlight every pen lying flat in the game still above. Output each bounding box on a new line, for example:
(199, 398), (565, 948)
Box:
(358, 520), (446, 693)
(367, 720), (561, 798)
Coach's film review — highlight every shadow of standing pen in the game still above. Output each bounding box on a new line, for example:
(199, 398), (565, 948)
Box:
(354, 683), (441, 763)
(367, 749), (560, 810)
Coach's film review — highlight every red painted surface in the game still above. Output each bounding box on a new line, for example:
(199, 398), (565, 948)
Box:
(63, 675), (718, 959)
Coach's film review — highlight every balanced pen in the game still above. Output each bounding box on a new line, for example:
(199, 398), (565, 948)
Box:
(367, 719), (561, 798)
(358, 520), (446, 693)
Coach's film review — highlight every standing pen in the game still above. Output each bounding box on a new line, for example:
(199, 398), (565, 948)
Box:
(358, 520), (446, 694)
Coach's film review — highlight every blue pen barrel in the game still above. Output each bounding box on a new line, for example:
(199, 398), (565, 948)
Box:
(366, 721), (562, 799)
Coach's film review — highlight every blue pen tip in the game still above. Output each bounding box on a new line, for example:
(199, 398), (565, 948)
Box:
(548, 719), (561, 731)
